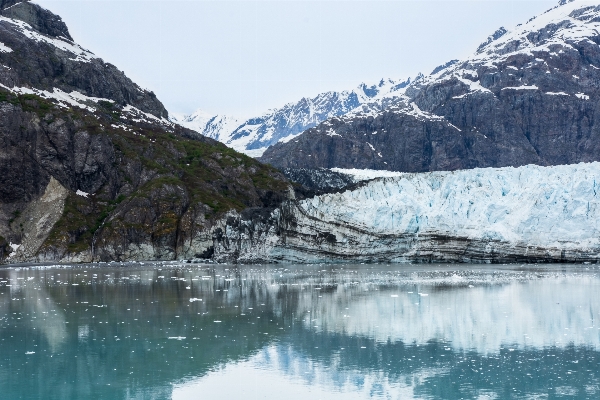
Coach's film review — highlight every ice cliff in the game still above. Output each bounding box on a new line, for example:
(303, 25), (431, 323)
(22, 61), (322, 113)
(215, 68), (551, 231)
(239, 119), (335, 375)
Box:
(212, 162), (600, 263)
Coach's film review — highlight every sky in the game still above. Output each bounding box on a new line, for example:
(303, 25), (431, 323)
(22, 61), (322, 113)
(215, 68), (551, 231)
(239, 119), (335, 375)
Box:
(35, 0), (557, 118)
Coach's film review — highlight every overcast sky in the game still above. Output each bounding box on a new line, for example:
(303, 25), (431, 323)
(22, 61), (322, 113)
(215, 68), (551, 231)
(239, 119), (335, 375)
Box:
(35, 0), (557, 118)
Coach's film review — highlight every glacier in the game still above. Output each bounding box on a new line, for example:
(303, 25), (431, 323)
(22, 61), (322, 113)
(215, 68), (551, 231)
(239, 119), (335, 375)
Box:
(212, 162), (600, 263)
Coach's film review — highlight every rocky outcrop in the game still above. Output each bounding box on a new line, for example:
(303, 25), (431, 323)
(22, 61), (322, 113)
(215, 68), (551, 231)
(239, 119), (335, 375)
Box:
(1, 1), (73, 40)
(0, 1), (167, 118)
(281, 168), (357, 194)
(260, 1), (600, 173)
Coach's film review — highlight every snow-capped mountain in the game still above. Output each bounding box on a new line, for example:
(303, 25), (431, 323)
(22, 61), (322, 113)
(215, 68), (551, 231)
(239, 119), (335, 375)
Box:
(261, 0), (600, 172)
(172, 78), (410, 157)
(170, 110), (240, 142)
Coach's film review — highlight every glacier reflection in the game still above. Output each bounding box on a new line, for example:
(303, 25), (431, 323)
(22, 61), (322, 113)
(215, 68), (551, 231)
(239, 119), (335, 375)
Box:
(298, 275), (600, 352)
(0, 263), (599, 399)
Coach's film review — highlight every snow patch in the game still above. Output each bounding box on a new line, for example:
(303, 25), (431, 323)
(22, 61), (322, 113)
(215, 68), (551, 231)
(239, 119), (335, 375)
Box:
(330, 168), (406, 181)
(0, 84), (114, 112)
(501, 85), (539, 91)
(0, 16), (96, 63)
(75, 190), (89, 198)
(0, 41), (12, 53)
(325, 128), (341, 137)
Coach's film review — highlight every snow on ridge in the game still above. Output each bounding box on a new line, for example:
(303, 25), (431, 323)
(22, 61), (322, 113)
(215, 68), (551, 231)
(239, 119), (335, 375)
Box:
(302, 162), (600, 249)
(170, 110), (240, 142)
(410, 0), (600, 98)
(0, 83), (114, 111)
(122, 105), (173, 129)
(0, 16), (96, 63)
(472, 0), (600, 62)
(0, 41), (12, 53)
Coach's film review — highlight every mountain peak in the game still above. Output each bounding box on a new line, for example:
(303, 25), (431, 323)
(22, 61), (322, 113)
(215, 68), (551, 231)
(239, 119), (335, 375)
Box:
(0, 0), (72, 40)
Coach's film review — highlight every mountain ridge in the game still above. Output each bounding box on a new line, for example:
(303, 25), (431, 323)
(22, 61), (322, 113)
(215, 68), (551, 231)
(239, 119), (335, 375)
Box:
(171, 77), (411, 157)
(260, 0), (600, 172)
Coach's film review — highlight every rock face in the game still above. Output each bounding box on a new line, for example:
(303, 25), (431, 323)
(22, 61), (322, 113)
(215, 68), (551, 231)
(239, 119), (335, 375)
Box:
(0, 2), (292, 264)
(209, 162), (600, 264)
(0, 1), (167, 118)
(280, 168), (357, 194)
(172, 78), (411, 157)
(260, 0), (600, 172)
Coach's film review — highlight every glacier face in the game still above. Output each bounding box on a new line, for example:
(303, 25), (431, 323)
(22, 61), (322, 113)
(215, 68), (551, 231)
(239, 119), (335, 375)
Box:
(212, 162), (600, 263)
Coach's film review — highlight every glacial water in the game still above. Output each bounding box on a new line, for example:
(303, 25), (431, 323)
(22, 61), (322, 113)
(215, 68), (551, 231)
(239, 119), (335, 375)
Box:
(0, 262), (599, 399)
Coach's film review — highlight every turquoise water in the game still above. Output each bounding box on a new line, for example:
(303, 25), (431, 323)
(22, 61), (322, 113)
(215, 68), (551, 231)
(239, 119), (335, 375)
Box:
(1, 262), (599, 399)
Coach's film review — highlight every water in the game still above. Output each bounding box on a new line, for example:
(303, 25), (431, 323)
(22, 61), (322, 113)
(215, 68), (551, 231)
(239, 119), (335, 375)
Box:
(1, 262), (599, 399)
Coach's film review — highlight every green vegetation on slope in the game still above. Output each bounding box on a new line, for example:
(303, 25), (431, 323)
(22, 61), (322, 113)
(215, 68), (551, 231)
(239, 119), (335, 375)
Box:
(0, 89), (289, 259)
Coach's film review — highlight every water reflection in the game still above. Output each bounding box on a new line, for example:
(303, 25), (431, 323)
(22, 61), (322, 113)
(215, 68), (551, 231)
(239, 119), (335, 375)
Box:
(0, 263), (599, 399)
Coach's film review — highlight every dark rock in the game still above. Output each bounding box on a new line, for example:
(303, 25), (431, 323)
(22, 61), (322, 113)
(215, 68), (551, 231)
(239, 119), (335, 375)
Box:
(281, 167), (357, 194)
(1, 1), (73, 40)
(0, 2), (168, 118)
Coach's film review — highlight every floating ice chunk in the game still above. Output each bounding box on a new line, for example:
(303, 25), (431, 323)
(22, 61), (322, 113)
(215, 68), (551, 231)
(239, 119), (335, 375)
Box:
(168, 337), (186, 340)
(189, 298), (202, 302)
(25, 351), (35, 355)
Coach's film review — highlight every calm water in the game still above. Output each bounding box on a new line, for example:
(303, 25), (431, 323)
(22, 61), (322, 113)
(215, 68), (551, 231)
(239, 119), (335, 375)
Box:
(1, 262), (599, 399)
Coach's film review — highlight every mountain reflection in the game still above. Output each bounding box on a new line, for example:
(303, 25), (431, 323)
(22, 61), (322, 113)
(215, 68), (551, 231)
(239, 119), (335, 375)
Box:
(0, 263), (599, 399)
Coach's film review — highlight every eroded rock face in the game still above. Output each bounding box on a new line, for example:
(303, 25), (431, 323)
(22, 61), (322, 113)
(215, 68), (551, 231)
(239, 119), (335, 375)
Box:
(260, 1), (600, 173)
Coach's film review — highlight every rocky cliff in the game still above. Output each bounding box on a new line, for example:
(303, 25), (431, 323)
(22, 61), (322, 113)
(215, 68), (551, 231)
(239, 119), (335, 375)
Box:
(260, 0), (600, 172)
(0, 1), (291, 264)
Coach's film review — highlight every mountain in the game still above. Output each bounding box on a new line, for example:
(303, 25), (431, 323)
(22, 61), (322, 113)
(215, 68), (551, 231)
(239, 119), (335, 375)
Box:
(260, 0), (600, 172)
(0, 1), (291, 263)
(169, 110), (240, 142)
(172, 78), (410, 157)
